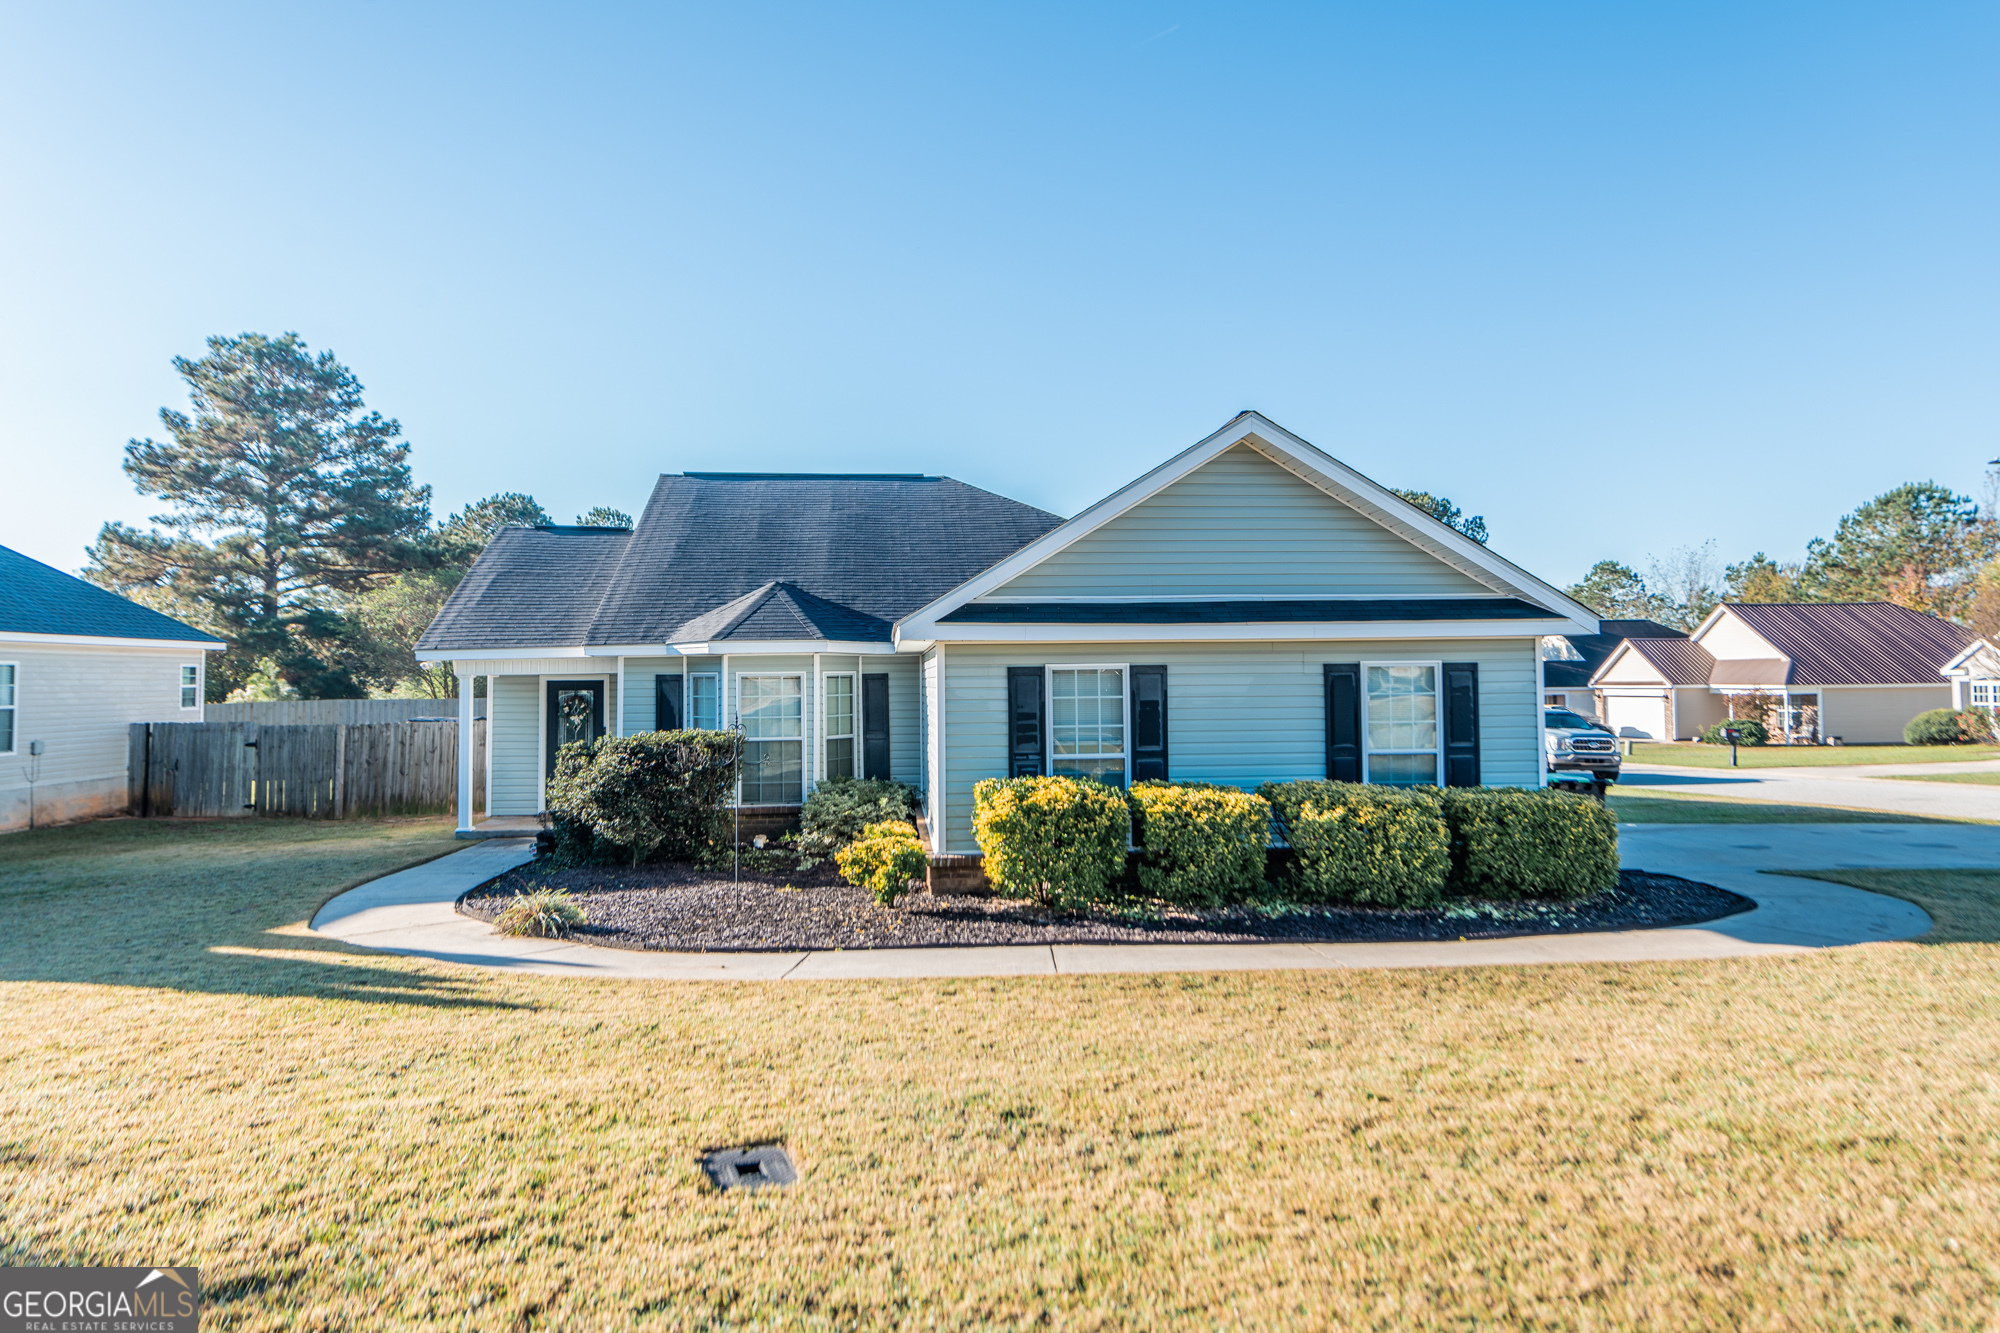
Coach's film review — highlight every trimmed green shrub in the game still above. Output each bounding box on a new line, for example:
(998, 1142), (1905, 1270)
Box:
(1257, 780), (1449, 908)
(971, 776), (1130, 910)
(1127, 781), (1270, 906)
(1701, 718), (1769, 746)
(834, 819), (931, 906)
(796, 776), (920, 868)
(493, 886), (586, 938)
(1440, 787), (1619, 902)
(543, 729), (740, 866)
(1904, 707), (1995, 745)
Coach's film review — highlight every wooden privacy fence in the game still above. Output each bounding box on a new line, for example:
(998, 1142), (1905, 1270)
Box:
(129, 720), (487, 819)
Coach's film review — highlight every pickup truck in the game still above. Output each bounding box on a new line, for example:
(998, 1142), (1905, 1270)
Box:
(1544, 707), (1621, 792)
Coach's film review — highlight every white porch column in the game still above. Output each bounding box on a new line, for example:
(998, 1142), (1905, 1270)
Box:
(456, 672), (476, 834)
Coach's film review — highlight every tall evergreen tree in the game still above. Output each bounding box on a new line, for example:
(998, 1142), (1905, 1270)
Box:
(87, 333), (432, 697)
(1566, 560), (1663, 622)
(1798, 482), (1992, 618)
(1390, 489), (1488, 543)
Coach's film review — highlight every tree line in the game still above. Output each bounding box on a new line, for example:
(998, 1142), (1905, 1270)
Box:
(87, 333), (631, 701)
(1565, 481), (1998, 632)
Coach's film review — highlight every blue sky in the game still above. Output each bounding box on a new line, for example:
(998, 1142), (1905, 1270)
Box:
(3, 2), (1995, 589)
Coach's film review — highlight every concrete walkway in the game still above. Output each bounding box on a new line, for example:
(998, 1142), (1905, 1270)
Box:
(1622, 761), (2000, 821)
(306, 822), (1985, 981)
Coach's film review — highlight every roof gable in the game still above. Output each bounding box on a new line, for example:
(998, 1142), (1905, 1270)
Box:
(898, 413), (1597, 639)
(987, 443), (1492, 600)
(1595, 638), (1716, 686)
(0, 544), (224, 645)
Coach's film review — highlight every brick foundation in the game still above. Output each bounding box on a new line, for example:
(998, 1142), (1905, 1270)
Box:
(927, 854), (991, 897)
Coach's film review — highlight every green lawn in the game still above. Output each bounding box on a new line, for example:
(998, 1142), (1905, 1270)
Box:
(1608, 789), (1959, 825)
(3, 817), (2000, 1328)
(1768, 868), (2000, 945)
(1883, 771), (2000, 786)
(1629, 741), (2000, 768)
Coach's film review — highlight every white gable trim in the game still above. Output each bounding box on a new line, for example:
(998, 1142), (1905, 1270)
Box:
(1940, 638), (2000, 677)
(893, 412), (1598, 642)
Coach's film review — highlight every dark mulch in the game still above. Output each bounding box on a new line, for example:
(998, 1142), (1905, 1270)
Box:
(459, 860), (1755, 953)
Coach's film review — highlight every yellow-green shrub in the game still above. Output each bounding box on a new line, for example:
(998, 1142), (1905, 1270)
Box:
(1440, 787), (1619, 901)
(1128, 781), (1270, 906)
(971, 776), (1130, 910)
(1257, 780), (1449, 908)
(834, 820), (930, 906)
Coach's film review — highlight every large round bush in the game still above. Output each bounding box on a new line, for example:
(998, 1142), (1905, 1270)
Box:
(972, 775), (1130, 910)
(1905, 708), (1996, 745)
(1701, 718), (1769, 746)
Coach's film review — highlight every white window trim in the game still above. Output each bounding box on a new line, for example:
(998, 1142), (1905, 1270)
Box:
(1360, 659), (1445, 787)
(737, 672), (806, 805)
(180, 663), (201, 710)
(685, 671), (722, 731)
(1045, 662), (1131, 788)
(0, 660), (16, 756)
(822, 671), (857, 781)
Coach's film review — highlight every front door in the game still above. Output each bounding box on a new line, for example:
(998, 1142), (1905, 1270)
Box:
(546, 680), (607, 780)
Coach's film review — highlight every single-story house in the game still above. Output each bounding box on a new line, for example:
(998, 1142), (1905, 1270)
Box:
(0, 543), (225, 832)
(415, 412), (1600, 854)
(1590, 601), (1983, 743)
(1539, 617), (1686, 718)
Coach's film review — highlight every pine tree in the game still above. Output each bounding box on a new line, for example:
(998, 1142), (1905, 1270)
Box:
(87, 333), (432, 698)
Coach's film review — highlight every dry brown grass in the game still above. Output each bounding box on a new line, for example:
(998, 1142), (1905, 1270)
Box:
(3, 818), (1999, 1329)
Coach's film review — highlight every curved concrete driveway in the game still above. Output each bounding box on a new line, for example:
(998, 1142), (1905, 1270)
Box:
(1622, 760), (2000, 821)
(305, 822), (1980, 981)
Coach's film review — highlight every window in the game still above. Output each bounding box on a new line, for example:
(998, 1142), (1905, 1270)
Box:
(823, 673), (856, 780)
(180, 665), (200, 710)
(739, 674), (803, 804)
(688, 673), (720, 730)
(1048, 665), (1126, 788)
(1974, 682), (1996, 710)
(1364, 663), (1440, 786)
(0, 663), (14, 755)
(1545, 693), (1566, 706)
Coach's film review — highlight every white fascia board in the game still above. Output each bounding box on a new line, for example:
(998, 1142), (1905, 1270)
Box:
(970, 591), (1506, 603)
(1938, 638), (1998, 675)
(891, 412), (1600, 637)
(670, 639), (902, 656)
(905, 619), (1578, 645)
(0, 630), (227, 650)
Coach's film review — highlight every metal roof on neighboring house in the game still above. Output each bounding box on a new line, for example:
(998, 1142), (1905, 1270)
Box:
(416, 474), (1064, 653)
(1722, 602), (1977, 686)
(0, 543), (225, 645)
(1543, 617), (1686, 688)
(1616, 637), (1718, 686)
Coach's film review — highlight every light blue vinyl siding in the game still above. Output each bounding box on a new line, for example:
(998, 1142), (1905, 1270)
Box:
(490, 675), (543, 815)
(934, 638), (1541, 854)
(622, 657), (682, 733)
(991, 444), (1491, 600)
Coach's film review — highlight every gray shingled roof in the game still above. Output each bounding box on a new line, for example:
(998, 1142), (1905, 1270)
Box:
(0, 543), (224, 645)
(417, 476), (1063, 653)
(1543, 617), (1686, 689)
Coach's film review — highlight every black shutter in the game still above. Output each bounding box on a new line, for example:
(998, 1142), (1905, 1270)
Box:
(1007, 667), (1045, 777)
(1442, 661), (1480, 787)
(1324, 663), (1362, 782)
(655, 674), (683, 731)
(862, 672), (891, 779)
(1130, 665), (1168, 783)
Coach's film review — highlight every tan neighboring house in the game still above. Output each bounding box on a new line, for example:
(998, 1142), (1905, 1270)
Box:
(0, 543), (225, 832)
(1590, 602), (1982, 744)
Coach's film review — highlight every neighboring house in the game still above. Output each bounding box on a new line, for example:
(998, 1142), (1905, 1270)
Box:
(0, 543), (225, 832)
(415, 413), (1599, 853)
(1591, 601), (1979, 743)
(1539, 618), (1686, 718)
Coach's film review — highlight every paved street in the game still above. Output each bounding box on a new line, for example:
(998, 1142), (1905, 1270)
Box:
(1621, 760), (2000, 821)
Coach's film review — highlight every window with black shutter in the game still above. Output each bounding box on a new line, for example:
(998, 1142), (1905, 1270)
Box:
(862, 673), (891, 779)
(1442, 661), (1480, 787)
(1324, 663), (1362, 782)
(655, 674), (683, 731)
(1007, 667), (1044, 776)
(1130, 665), (1168, 782)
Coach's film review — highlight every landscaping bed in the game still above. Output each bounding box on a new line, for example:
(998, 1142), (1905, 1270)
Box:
(459, 862), (1753, 951)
